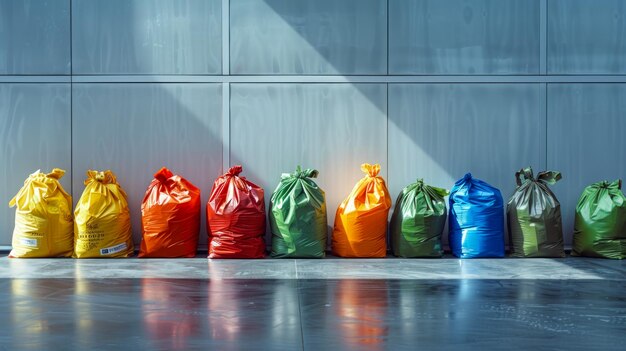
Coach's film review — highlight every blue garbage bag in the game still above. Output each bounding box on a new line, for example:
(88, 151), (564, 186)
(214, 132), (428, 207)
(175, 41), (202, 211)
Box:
(449, 173), (505, 258)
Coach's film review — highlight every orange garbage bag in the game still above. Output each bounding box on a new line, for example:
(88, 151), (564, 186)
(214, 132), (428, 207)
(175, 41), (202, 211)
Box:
(207, 165), (266, 258)
(332, 163), (392, 258)
(138, 167), (201, 258)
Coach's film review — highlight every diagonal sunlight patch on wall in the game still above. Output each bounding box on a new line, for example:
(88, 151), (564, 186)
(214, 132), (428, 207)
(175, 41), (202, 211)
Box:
(229, 0), (451, 212)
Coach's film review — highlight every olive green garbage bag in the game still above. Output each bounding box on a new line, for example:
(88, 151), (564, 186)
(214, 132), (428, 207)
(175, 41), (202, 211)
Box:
(507, 167), (565, 258)
(390, 179), (448, 258)
(572, 180), (626, 259)
(269, 166), (328, 258)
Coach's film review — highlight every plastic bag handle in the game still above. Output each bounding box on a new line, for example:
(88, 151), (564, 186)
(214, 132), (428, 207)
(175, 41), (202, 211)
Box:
(8, 196), (16, 208)
(515, 167), (534, 186)
(47, 168), (65, 179)
(537, 171), (562, 185)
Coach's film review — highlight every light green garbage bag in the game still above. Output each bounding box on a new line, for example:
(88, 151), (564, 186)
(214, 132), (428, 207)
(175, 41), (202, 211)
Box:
(269, 166), (327, 258)
(572, 180), (626, 259)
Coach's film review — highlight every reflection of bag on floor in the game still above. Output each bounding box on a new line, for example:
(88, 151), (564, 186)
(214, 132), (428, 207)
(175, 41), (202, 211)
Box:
(207, 166), (266, 258)
(507, 167), (565, 258)
(139, 167), (201, 258)
(73, 170), (134, 258)
(9, 169), (73, 258)
(390, 179), (448, 258)
(332, 163), (392, 258)
(449, 173), (504, 258)
(572, 180), (626, 259)
(269, 166), (327, 258)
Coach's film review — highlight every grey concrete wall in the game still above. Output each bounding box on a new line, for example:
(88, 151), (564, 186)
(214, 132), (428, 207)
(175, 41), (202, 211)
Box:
(1, 0), (625, 249)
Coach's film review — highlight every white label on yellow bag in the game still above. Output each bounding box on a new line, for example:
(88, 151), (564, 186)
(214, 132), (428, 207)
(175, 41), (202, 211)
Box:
(100, 243), (127, 256)
(20, 238), (38, 247)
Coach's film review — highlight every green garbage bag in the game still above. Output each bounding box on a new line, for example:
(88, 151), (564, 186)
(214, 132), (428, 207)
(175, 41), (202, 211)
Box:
(507, 167), (565, 258)
(390, 179), (448, 258)
(269, 166), (327, 258)
(572, 180), (626, 259)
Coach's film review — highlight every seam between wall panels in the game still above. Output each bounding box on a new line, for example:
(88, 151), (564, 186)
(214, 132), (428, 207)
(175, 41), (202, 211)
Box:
(386, 0), (389, 76)
(4, 76), (626, 83)
(221, 0), (230, 173)
(222, 83), (230, 173)
(545, 83), (548, 170)
(542, 0), (549, 170)
(540, 0), (547, 74)
(69, 0), (73, 202)
(27, 75), (626, 84)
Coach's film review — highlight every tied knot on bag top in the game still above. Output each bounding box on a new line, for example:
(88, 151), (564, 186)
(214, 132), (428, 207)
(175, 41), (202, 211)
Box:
(224, 165), (255, 193)
(82, 170), (128, 205)
(86, 170), (116, 185)
(227, 165), (243, 176)
(516, 167), (562, 187)
(9, 169), (70, 209)
(593, 179), (624, 206)
(153, 167), (188, 195)
(361, 163), (381, 177)
(283, 165), (318, 180)
(413, 178), (449, 198)
(154, 167), (174, 184)
(595, 179), (622, 190)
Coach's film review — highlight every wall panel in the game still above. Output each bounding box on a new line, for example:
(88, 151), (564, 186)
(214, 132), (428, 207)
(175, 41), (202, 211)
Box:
(230, 83), (387, 244)
(0, 84), (71, 245)
(72, 0), (222, 74)
(0, 0), (70, 74)
(389, 0), (540, 74)
(72, 83), (222, 245)
(230, 0), (387, 75)
(548, 0), (626, 74)
(547, 84), (626, 245)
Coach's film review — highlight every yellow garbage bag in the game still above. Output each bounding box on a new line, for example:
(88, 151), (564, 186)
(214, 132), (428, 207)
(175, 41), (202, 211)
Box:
(9, 169), (73, 258)
(73, 170), (134, 258)
(332, 163), (392, 257)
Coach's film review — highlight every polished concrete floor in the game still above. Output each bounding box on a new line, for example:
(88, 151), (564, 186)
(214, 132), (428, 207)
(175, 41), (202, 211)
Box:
(0, 256), (625, 350)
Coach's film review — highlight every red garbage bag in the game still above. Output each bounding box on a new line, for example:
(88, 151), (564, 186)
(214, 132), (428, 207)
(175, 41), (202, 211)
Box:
(139, 167), (201, 258)
(207, 165), (266, 258)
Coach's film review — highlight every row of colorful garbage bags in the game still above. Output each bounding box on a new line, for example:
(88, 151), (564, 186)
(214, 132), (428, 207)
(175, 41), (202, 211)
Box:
(8, 164), (626, 259)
